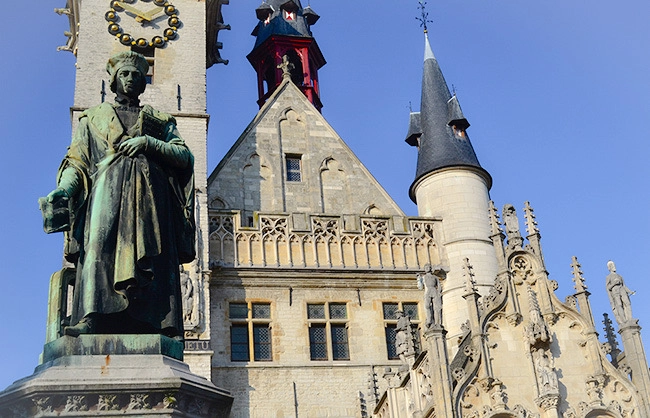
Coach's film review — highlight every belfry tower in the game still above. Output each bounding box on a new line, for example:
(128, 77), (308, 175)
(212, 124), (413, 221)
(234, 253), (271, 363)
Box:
(406, 32), (498, 341)
(50, 0), (231, 375)
(247, 0), (325, 110)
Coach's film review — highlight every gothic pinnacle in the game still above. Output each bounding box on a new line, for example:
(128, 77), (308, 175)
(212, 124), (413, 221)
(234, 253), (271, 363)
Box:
(571, 256), (588, 293)
(523, 201), (540, 236)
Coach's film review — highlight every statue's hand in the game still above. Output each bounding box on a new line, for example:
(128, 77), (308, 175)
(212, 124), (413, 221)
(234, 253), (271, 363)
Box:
(46, 187), (68, 203)
(118, 136), (148, 157)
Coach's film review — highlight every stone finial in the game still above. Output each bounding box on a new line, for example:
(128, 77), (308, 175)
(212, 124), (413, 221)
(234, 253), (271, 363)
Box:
(571, 256), (588, 293)
(523, 201), (539, 236)
(602, 313), (621, 364)
(502, 204), (523, 249)
(277, 55), (294, 80)
(606, 260), (635, 326)
(462, 257), (477, 295)
(489, 200), (503, 237)
(525, 286), (551, 348)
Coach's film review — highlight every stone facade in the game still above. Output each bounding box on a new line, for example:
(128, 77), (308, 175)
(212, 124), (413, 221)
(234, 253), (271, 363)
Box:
(373, 204), (650, 418)
(207, 76), (443, 416)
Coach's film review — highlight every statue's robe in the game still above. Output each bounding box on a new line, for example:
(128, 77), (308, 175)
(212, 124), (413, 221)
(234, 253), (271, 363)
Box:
(60, 102), (195, 336)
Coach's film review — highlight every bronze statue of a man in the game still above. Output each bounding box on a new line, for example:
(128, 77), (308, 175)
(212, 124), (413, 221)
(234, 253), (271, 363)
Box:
(44, 52), (195, 338)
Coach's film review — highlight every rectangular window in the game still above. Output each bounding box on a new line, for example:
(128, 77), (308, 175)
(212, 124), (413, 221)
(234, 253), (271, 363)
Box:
(382, 302), (420, 360)
(307, 302), (349, 361)
(309, 324), (328, 360)
(229, 302), (272, 362)
(286, 155), (302, 182)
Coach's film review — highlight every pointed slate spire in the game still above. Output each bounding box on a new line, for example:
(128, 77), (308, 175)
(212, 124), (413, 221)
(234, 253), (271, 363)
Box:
(408, 33), (491, 202)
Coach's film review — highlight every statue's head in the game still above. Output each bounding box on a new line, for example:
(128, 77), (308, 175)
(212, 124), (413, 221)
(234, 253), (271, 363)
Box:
(607, 260), (616, 273)
(106, 51), (149, 98)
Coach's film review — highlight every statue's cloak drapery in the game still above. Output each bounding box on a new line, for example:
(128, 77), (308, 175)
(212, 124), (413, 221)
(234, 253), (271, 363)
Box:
(59, 102), (195, 336)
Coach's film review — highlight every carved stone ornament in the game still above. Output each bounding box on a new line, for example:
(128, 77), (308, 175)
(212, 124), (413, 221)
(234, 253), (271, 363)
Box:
(163, 392), (179, 409)
(481, 277), (507, 315)
(490, 382), (508, 409)
(98, 394), (120, 411)
(64, 395), (88, 412)
(452, 367), (466, 382)
(618, 361), (633, 378)
(33, 396), (53, 414)
(511, 256), (533, 285)
(417, 364), (434, 404)
(128, 393), (151, 410)
(512, 404), (540, 418)
(535, 393), (559, 411)
(585, 374), (606, 405)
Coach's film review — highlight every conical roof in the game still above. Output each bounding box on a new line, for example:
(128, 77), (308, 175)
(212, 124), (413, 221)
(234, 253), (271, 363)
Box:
(408, 34), (491, 202)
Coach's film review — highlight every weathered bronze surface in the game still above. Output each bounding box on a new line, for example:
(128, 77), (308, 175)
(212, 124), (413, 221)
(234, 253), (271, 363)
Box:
(41, 51), (195, 338)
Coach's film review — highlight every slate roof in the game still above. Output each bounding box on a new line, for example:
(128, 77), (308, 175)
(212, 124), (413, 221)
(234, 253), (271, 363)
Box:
(252, 1), (318, 48)
(408, 34), (491, 202)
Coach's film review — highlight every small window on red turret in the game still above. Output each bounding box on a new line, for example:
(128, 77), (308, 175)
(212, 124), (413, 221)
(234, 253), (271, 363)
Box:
(284, 9), (296, 21)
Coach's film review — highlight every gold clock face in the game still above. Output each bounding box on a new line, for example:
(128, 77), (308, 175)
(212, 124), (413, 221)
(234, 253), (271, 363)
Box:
(106, 0), (181, 48)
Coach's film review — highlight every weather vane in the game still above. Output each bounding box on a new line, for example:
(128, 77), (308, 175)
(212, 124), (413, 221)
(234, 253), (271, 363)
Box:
(416, 1), (433, 33)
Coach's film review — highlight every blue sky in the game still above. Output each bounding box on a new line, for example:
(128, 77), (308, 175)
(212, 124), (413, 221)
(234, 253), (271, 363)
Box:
(1, 0), (649, 389)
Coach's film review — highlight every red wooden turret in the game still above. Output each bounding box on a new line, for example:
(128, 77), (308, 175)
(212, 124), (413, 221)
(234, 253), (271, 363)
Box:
(247, 1), (325, 111)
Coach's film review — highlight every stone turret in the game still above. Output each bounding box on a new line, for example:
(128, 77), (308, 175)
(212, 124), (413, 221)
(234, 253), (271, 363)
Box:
(406, 33), (498, 342)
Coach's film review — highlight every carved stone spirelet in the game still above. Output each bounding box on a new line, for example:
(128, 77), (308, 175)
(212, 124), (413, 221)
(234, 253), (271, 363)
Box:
(524, 287), (551, 348)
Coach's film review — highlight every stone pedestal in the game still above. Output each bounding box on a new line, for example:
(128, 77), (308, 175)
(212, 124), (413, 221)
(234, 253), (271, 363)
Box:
(0, 335), (233, 417)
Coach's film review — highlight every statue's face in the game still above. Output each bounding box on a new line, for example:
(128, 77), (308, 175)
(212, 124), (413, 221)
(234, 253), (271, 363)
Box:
(115, 65), (144, 98)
